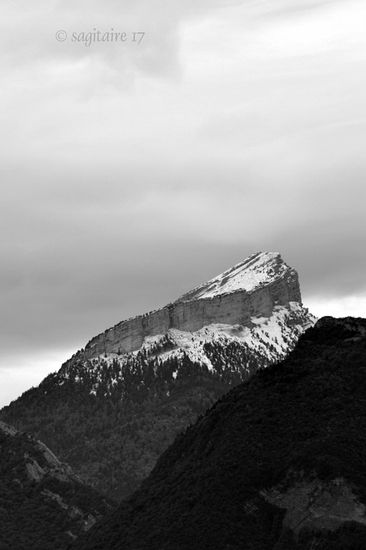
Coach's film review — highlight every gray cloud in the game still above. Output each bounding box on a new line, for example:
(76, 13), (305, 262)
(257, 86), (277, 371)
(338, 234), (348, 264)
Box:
(0, 0), (366, 405)
(0, 0), (244, 79)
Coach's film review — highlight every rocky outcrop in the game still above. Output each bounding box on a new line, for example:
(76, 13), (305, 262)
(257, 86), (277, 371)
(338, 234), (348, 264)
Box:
(263, 475), (366, 535)
(0, 421), (113, 550)
(82, 252), (303, 358)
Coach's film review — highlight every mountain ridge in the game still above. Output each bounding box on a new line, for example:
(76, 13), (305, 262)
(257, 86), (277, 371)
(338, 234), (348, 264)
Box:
(0, 252), (315, 500)
(175, 251), (300, 302)
(72, 251), (305, 359)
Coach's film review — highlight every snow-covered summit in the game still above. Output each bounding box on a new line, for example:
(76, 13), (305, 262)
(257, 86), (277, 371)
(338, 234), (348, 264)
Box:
(176, 252), (294, 302)
(79, 251), (304, 358)
(59, 251), (315, 391)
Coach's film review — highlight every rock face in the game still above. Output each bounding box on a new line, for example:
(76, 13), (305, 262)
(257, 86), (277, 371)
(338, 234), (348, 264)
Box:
(0, 421), (112, 550)
(83, 252), (303, 358)
(263, 475), (366, 535)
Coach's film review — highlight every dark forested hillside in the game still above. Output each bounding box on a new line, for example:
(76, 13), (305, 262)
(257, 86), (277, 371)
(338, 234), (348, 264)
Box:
(0, 422), (112, 550)
(0, 349), (265, 500)
(73, 317), (366, 550)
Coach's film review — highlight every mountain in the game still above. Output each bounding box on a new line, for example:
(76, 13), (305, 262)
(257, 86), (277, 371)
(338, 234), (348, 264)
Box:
(77, 251), (306, 360)
(0, 421), (112, 550)
(0, 252), (314, 500)
(73, 317), (366, 550)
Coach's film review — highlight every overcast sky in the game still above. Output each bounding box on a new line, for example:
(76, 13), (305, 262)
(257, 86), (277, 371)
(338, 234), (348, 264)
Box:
(1, 0), (366, 407)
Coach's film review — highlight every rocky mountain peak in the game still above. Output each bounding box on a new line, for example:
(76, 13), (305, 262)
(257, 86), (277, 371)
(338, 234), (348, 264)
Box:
(176, 251), (298, 302)
(81, 251), (306, 359)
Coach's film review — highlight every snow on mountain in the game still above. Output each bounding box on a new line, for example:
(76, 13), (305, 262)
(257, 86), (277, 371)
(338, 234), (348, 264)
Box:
(54, 252), (316, 395)
(176, 251), (294, 301)
(80, 251), (307, 359)
(139, 301), (313, 369)
(58, 303), (315, 398)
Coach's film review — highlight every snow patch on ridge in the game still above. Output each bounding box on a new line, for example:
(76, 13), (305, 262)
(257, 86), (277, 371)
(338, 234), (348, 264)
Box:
(137, 302), (314, 371)
(177, 252), (289, 301)
(57, 301), (315, 398)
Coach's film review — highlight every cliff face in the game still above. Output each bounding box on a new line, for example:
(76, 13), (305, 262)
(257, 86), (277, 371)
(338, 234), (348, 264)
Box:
(84, 252), (302, 358)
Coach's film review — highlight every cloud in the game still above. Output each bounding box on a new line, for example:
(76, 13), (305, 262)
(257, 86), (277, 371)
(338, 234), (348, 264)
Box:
(0, 0), (366, 405)
(0, 0), (245, 81)
(0, 0), (351, 79)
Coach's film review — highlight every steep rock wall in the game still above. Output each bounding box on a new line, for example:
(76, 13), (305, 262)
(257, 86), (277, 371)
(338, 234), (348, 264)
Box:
(83, 270), (302, 358)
